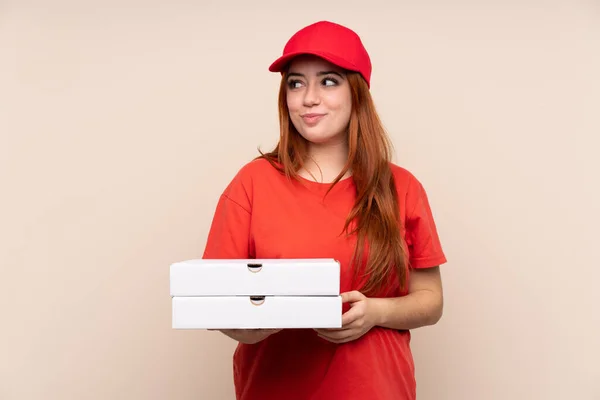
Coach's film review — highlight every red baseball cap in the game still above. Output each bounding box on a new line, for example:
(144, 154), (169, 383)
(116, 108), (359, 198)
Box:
(268, 21), (373, 88)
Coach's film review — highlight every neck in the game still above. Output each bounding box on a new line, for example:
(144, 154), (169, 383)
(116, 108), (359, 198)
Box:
(301, 139), (350, 183)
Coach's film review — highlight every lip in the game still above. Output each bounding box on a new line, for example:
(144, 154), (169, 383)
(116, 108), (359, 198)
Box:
(301, 113), (326, 124)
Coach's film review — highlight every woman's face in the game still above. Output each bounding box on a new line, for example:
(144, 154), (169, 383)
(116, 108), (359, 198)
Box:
(285, 56), (352, 146)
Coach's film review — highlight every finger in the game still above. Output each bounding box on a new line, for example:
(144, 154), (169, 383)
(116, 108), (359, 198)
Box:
(314, 326), (347, 332)
(314, 327), (343, 337)
(315, 310), (362, 332)
(317, 328), (356, 341)
(319, 332), (363, 344)
(317, 332), (347, 342)
(317, 332), (353, 343)
(341, 306), (363, 326)
(314, 327), (349, 334)
(341, 290), (364, 304)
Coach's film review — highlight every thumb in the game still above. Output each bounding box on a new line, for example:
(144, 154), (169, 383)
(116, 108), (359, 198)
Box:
(341, 290), (364, 304)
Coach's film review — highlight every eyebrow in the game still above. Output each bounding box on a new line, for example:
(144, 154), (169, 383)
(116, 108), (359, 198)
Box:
(287, 71), (345, 79)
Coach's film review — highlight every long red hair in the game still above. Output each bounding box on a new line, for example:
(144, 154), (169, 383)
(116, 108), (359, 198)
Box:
(257, 72), (409, 295)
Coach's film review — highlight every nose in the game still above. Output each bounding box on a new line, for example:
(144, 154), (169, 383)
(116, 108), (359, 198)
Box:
(302, 82), (321, 107)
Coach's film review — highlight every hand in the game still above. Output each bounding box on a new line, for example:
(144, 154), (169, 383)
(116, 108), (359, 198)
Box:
(211, 329), (282, 344)
(314, 290), (378, 344)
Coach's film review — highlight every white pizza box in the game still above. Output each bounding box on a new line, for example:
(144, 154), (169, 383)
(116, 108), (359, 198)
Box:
(172, 295), (342, 329)
(169, 258), (340, 296)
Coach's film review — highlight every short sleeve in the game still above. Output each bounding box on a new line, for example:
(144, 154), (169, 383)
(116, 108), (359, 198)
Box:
(405, 177), (447, 269)
(202, 177), (254, 259)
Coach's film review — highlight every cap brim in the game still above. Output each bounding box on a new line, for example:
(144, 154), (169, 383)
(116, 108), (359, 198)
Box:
(268, 50), (359, 74)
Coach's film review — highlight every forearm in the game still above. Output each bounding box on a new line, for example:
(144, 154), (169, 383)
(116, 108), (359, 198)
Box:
(371, 290), (443, 330)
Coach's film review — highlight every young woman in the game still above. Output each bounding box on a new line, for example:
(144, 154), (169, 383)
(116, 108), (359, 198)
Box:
(202, 20), (447, 400)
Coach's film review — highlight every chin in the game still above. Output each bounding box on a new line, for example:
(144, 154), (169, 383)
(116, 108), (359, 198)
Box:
(300, 134), (335, 145)
(298, 128), (339, 145)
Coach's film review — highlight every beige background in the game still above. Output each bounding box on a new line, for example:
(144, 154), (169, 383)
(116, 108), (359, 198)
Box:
(1, 1), (599, 399)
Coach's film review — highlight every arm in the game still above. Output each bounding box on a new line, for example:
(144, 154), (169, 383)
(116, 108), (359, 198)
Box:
(371, 266), (443, 330)
(315, 268), (443, 344)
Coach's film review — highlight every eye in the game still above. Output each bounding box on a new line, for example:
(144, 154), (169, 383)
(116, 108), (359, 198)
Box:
(322, 77), (339, 86)
(287, 79), (303, 89)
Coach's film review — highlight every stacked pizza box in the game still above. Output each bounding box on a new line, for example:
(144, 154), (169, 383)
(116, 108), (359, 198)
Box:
(170, 258), (342, 329)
